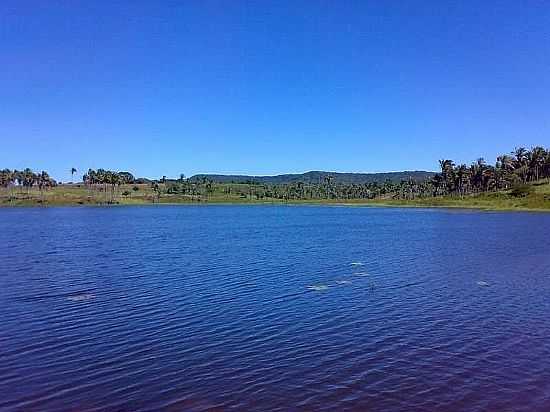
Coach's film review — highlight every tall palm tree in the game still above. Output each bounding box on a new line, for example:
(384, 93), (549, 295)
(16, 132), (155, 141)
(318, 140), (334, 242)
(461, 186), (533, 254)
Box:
(323, 175), (334, 199)
(110, 172), (120, 203)
(37, 171), (53, 202)
(544, 150), (550, 182)
(71, 167), (77, 183)
(529, 146), (546, 181)
(512, 147), (528, 182)
(496, 155), (514, 173)
(438, 159), (455, 194)
(455, 164), (469, 196)
(151, 182), (161, 203)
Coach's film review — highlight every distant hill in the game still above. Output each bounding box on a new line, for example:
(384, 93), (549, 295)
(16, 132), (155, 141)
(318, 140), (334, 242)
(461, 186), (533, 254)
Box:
(189, 170), (436, 185)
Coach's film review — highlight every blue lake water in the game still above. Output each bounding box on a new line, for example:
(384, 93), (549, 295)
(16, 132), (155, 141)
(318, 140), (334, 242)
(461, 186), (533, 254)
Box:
(1, 205), (550, 411)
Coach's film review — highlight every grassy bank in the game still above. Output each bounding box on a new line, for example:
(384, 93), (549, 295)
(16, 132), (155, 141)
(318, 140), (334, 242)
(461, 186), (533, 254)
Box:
(361, 181), (550, 211)
(1, 180), (550, 212)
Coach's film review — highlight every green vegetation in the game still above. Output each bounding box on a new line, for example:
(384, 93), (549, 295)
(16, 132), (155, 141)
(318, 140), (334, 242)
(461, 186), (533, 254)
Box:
(365, 183), (550, 211)
(189, 170), (435, 185)
(1, 179), (549, 211)
(0, 168), (55, 204)
(1, 146), (550, 211)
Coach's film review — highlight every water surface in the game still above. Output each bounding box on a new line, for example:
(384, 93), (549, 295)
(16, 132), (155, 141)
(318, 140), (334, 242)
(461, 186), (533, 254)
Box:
(1, 205), (550, 411)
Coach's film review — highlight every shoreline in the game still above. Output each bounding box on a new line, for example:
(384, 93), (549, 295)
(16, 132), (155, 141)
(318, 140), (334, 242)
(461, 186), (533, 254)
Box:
(2, 198), (549, 213)
(2, 180), (549, 213)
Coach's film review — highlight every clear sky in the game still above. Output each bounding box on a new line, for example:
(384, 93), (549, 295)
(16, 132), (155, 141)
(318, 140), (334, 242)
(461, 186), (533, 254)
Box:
(2, 1), (549, 181)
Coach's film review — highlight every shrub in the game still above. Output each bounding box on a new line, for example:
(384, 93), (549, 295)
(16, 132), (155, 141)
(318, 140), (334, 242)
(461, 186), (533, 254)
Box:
(510, 183), (532, 198)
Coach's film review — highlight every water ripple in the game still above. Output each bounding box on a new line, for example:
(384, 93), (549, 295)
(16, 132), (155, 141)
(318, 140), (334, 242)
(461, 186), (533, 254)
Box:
(1, 206), (550, 411)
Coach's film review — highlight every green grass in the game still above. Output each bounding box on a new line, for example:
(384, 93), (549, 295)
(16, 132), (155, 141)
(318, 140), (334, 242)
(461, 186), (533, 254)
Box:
(2, 180), (550, 212)
(363, 180), (550, 211)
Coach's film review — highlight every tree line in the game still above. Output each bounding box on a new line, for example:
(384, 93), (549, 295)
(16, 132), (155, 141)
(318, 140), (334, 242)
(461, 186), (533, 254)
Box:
(2, 146), (549, 203)
(434, 146), (549, 197)
(82, 169), (136, 203)
(0, 168), (56, 201)
(175, 145), (550, 201)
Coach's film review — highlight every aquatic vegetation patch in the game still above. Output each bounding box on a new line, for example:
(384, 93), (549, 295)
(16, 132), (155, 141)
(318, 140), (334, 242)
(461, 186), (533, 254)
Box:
(307, 284), (329, 291)
(67, 293), (95, 302)
(366, 280), (377, 291)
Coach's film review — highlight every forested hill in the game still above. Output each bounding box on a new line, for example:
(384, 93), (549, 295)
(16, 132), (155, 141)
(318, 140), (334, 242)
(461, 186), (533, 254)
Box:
(189, 170), (435, 184)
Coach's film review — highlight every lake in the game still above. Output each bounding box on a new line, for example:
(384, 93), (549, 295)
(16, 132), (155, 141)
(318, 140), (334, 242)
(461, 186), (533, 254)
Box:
(1, 205), (550, 411)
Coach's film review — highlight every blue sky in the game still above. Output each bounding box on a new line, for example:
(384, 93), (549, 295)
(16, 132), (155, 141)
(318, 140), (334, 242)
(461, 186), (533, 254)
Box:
(1, 1), (549, 181)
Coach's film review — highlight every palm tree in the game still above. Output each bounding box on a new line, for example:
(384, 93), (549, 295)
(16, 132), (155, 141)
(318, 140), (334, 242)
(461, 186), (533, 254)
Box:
(496, 155), (514, 172)
(37, 171), (52, 202)
(544, 150), (550, 182)
(529, 146), (546, 181)
(151, 182), (161, 203)
(438, 159), (455, 194)
(455, 164), (469, 196)
(512, 147), (529, 182)
(71, 167), (77, 183)
(112, 173), (121, 203)
(323, 174), (334, 199)
(513, 147), (528, 166)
